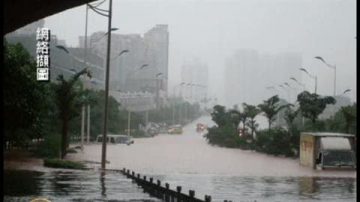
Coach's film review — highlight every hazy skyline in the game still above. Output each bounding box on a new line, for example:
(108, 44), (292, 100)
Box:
(43, 0), (356, 105)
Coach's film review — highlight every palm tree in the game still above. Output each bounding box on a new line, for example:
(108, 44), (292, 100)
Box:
(55, 68), (91, 159)
(243, 103), (261, 138)
(283, 105), (298, 135)
(258, 95), (289, 130)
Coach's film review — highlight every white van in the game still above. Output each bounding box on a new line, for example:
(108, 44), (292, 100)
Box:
(96, 134), (134, 145)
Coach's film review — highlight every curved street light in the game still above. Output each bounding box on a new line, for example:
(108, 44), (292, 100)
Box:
(290, 77), (306, 91)
(342, 89), (351, 95)
(315, 56), (336, 96)
(299, 68), (317, 94)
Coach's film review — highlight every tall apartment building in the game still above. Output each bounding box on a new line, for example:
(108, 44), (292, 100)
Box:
(6, 20), (104, 89)
(181, 58), (209, 103)
(224, 49), (302, 107)
(82, 24), (169, 96)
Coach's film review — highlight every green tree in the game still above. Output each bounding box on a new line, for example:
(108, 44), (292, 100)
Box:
(243, 103), (261, 138)
(3, 41), (52, 149)
(54, 68), (91, 159)
(228, 109), (241, 129)
(239, 112), (248, 135)
(258, 95), (288, 129)
(85, 90), (126, 140)
(283, 105), (298, 131)
(340, 103), (357, 134)
(211, 105), (229, 127)
(297, 91), (336, 124)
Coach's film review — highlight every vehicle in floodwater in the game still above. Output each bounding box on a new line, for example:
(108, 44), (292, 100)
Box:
(300, 132), (356, 170)
(96, 134), (134, 145)
(168, 124), (183, 134)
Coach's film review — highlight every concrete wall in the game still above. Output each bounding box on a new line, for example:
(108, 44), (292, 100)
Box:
(300, 133), (316, 168)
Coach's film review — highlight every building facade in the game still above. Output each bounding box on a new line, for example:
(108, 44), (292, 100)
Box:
(6, 20), (104, 89)
(224, 49), (303, 107)
(181, 58), (209, 104)
(81, 24), (169, 109)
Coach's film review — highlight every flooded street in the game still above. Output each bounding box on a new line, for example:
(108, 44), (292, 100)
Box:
(4, 169), (161, 202)
(63, 116), (356, 201)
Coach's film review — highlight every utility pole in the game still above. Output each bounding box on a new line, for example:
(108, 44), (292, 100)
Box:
(127, 110), (131, 137)
(84, 4), (91, 144)
(101, 0), (113, 170)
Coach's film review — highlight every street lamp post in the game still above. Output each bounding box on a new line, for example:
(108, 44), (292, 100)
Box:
(125, 64), (149, 137)
(83, 4), (91, 144)
(299, 68), (317, 94)
(315, 56), (336, 96)
(83, 4), (119, 145)
(155, 73), (163, 108)
(101, 0), (113, 170)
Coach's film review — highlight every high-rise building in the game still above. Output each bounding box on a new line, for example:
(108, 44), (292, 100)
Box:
(6, 22), (104, 89)
(224, 49), (302, 107)
(82, 25), (169, 107)
(181, 58), (209, 104)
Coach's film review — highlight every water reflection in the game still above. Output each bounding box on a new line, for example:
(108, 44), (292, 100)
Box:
(144, 174), (356, 202)
(4, 170), (160, 202)
(4, 170), (43, 196)
(100, 171), (106, 197)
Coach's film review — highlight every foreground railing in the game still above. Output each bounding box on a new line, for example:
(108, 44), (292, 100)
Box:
(106, 168), (233, 202)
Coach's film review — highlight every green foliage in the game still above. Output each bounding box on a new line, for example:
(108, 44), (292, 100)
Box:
(84, 90), (125, 140)
(131, 129), (147, 138)
(54, 67), (91, 159)
(228, 109), (241, 128)
(205, 124), (246, 148)
(149, 99), (201, 125)
(284, 105), (298, 130)
(3, 41), (53, 148)
(297, 91), (336, 124)
(258, 95), (288, 129)
(243, 103), (261, 137)
(305, 103), (357, 135)
(44, 159), (86, 170)
(211, 105), (230, 127)
(340, 103), (357, 134)
(34, 134), (61, 158)
(255, 128), (294, 157)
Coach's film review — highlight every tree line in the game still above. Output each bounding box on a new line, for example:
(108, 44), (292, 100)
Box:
(205, 87), (356, 157)
(3, 41), (202, 159)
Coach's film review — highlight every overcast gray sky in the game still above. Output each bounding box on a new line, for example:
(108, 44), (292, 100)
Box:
(44, 0), (357, 104)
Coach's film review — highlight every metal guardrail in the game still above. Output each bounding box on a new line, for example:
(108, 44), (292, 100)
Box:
(106, 168), (233, 202)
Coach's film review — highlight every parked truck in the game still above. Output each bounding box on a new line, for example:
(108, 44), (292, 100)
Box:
(299, 132), (356, 170)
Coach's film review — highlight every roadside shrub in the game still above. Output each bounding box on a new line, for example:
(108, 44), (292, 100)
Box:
(44, 159), (86, 170)
(66, 148), (78, 153)
(205, 124), (252, 149)
(255, 128), (294, 157)
(34, 134), (61, 158)
(131, 129), (147, 138)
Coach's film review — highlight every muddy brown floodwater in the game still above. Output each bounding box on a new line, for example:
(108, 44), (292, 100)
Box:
(65, 116), (356, 201)
(4, 116), (356, 201)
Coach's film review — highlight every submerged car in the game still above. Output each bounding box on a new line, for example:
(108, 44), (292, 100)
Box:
(315, 137), (356, 170)
(96, 134), (134, 145)
(300, 132), (356, 170)
(167, 124), (183, 134)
